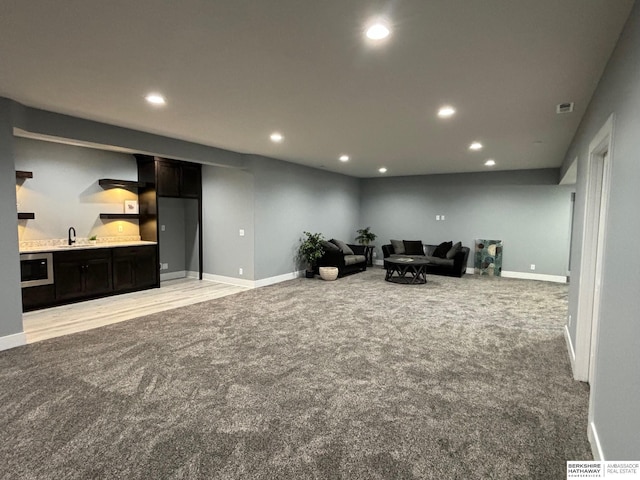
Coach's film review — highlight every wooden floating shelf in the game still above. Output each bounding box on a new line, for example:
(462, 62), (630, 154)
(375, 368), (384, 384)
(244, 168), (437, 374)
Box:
(18, 212), (35, 220)
(99, 213), (141, 220)
(16, 170), (33, 179)
(99, 179), (146, 189)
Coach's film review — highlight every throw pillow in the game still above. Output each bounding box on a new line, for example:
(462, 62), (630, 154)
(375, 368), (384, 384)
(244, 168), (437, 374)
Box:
(403, 240), (424, 256)
(445, 241), (462, 259)
(321, 240), (340, 252)
(330, 239), (354, 255)
(390, 239), (405, 255)
(433, 241), (453, 258)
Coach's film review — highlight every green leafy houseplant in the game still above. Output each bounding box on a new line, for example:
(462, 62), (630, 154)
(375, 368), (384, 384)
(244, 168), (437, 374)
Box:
(299, 231), (325, 274)
(355, 227), (377, 245)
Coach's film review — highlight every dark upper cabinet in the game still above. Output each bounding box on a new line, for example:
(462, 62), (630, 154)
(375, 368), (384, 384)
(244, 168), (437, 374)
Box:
(54, 250), (113, 301)
(113, 245), (158, 292)
(156, 159), (201, 198)
(156, 161), (181, 197)
(180, 163), (201, 198)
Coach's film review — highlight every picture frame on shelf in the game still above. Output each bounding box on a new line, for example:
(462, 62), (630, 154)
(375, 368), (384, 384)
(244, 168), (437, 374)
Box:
(124, 200), (139, 214)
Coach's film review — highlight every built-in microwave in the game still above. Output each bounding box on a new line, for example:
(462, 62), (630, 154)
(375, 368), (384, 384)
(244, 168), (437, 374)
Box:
(20, 252), (54, 288)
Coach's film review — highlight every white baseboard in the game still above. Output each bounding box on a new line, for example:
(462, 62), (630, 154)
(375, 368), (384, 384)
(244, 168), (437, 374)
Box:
(202, 273), (255, 288)
(186, 270), (199, 279)
(0, 332), (27, 352)
(501, 271), (567, 283)
(254, 270), (304, 288)
(564, 324), (577, 375)
(588, 421), (604, 461)
(160, 270), (188, 281)
(375, 263), (564, 282)
(202, 270), (304, 289)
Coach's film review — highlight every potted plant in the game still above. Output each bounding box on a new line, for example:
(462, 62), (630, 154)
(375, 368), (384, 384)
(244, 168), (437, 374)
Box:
(355, 227), (377, 245)
(88, 235), (97, 245)
(299, 231), (325, 278)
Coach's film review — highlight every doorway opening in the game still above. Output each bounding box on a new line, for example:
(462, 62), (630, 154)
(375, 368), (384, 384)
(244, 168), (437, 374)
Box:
(158, 197), (201, 282)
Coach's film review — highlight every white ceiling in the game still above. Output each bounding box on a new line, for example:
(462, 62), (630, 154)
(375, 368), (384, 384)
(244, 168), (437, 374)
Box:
(0, 0), (634, 177)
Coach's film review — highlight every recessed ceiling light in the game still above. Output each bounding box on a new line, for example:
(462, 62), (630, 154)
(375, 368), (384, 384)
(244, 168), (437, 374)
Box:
(270, 132), (284, 143)
(437, 106), (456, 118)
(378, 167), (387, 173)
(469, 142), (483, 151)
(339, 155), (350, 162)
(366, 22), (391, 40)
(485, 159), (496, 167)
(145, 93), (166, 106)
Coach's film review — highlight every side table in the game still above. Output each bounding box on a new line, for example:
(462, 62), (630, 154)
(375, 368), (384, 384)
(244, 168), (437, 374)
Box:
(364, 245), (375, 267)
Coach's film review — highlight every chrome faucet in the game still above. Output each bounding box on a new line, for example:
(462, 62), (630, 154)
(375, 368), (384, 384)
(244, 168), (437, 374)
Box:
(68, 227), (76, 246)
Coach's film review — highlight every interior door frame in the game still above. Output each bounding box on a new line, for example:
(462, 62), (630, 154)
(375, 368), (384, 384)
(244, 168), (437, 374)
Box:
(574, 114), (614, 383)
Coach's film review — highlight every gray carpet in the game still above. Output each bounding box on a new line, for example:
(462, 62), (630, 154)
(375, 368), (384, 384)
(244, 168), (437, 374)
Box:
(0, 269), (591, 479)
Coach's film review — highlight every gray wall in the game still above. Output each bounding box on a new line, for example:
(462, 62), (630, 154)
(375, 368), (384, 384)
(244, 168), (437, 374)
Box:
(14, 137), (140, 241)
(158, 198), (187, 274)
(250, 155), (361, 280)
(562, 2), (640, 459)
(202, 165), (255, 280)
(184, 199), (200, 273)
(361, 169), (574, 276)
(158, 197), (200, 276)
(0, 99), (23, 339)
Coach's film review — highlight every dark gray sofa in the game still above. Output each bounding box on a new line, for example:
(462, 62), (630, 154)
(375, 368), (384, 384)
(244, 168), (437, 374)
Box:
(318, 239), (367, 277)
(382, 241), (470, 277)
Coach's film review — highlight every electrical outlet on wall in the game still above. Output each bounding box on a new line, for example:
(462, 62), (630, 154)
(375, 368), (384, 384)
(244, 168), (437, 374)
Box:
(161, 225), (166, 232)
(239, 267), (243, 275)
(441, 215), (445, 220)
(162, 263), (169, 270)
(436, 215), (440, 221)
(530, 264), (536, 271)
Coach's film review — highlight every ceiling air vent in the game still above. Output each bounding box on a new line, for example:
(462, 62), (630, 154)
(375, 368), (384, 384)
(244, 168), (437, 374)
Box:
(556, 102), (574, 114)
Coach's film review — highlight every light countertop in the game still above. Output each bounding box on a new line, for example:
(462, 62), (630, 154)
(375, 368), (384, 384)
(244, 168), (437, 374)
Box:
(20, 241), (157, 254)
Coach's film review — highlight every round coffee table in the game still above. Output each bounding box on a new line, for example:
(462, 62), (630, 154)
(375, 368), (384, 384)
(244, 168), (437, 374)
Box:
(384, 257), (429, 284)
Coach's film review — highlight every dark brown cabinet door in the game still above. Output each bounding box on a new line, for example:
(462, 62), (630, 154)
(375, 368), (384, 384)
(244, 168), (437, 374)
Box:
(156, 159), (201, 198)
(113, 255), (135, 291)
(134, 247), (158, 287)
(22, 285), (55, 311)
(113, 246), (158, 292)
(180, 164), (201, 198)
(54, 255), (85, 300)
(54, 250), (113, 301)
(156, 161), (181, 197)
(84, 257), (113, 296)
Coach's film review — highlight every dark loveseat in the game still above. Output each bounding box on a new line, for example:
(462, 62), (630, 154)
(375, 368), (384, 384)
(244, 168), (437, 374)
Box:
(318, 239), (367, 277)
(382, 240), (470, 278)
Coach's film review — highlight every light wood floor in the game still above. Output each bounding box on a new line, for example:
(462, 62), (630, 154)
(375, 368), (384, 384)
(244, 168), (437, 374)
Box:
(23, 278), (249, 344)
